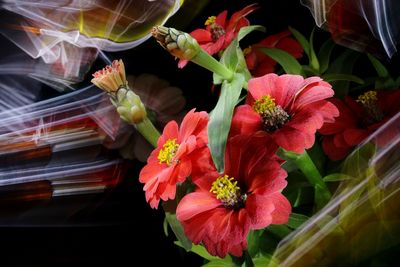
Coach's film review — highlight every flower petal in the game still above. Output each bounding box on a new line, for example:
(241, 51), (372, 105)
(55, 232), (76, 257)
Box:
(230, 105), (263, 136)
(176, 192), (222, 221)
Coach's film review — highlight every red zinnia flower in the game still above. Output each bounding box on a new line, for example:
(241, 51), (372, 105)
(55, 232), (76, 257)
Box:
(176, 135), (291, 257)
(178, 4), (257, 68)
(244, 30), (303, 77)
(139, 109), (208, 208)
(319, 90), (400, 160)
(231, 74), (339, 153)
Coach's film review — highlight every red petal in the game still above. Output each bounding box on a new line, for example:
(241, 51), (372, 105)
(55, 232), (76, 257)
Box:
(269, 193), (292, 224)
(159, 120), (179, 146)
(190, 29), (212, 43)
(176, 192), (221, 221)
(293, 79), (334, 111)
(273, 126), (311, 153)
(230, 105), (263, 136)
(322, 136), (352, 161)
(343, 128), (370, 146)
(248, 74), (279, 101)
(216, 10), (228, 28)
(245, 194), (274, 229)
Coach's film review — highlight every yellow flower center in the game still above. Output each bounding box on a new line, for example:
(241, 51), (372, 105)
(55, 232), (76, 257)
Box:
(205, 16), (216, 26)
(356, 90), (383, 123)
(253, 95), (290, 132)
(243, 46), (253, 56)
(253, 95), (277, 114)
(210, 175), (246, 208)
(357, 90), (378, 105)
(158, 139), (179, 165)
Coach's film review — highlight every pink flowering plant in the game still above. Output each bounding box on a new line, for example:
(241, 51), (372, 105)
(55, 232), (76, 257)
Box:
(91, 4), (400, 266)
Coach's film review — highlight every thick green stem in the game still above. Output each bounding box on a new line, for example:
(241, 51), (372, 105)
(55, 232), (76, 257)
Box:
(135, 117), (160, 148)
(192, 49), (234, 81)
(284, 150), (332, 210)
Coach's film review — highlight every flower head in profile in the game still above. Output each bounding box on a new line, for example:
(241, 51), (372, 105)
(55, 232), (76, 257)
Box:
(244, 30), (303, 77)
(319, 89), (400, 160)
(91, 59), (126, 93)
(176, 135), (291, 257)
(231, 74), (339, 153)
(139, 109), (208, 209)
(178, 4), (257, 68)
(91, 59), (147, 124)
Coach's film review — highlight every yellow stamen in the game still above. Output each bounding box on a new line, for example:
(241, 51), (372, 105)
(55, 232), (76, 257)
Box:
(243, 46), (252, 56)
(357, 90), (378, 105)
(356, 90), (383, 123)
(253, 95), (276, 115)
(210, 175), (241, 207)
(205, 16), (216, 26)
(158, 139), (179, 165)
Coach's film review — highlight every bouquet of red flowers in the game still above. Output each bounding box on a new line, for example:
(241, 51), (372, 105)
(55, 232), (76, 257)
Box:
(90, 2), (400, 266)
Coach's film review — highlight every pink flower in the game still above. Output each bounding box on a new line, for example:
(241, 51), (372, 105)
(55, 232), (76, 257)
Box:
(139, 109), (208, 209)
(231, 74), (339, 153)
(176, 135), (291, 257)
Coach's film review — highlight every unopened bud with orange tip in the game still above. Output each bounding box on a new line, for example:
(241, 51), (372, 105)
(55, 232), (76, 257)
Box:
(91, 60), (159, 147)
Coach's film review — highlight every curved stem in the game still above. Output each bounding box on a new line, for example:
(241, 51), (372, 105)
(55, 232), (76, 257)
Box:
(192, 49), (234, 81)
(135, 117), (160, 147)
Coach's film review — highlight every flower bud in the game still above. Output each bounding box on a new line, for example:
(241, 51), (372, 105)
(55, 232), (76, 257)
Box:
(151, 26), (200, 60)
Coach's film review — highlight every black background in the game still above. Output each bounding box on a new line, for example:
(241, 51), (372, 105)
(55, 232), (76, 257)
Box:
(0, 0), (398, 266)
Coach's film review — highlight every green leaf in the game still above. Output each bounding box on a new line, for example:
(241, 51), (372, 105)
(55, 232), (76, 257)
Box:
(327, 49), (360, 97)
(243, 251), (254, 267)
(208, 74), (245, 172)
(315, 183), (332, 210)
(238, 25), (266, 41)
(289, 26), (310, 58)
(318, 39), (335, 73)
(323, 73), (364, 84)
(165, 212), (192, 251)
(267, 224), (292, 239)
(286, 213), (310, 229)
(163, 217), (169, 236)
(308, 27), (320, 71)
(260, 48), (302, 75)
(253, 255), (274, 267)
(202, 259), (238, 267)
(323, 173), (354, 182)
(174, 241), (222, 261)
(247, 230), (262, 257)
(367, 54), (390, 78)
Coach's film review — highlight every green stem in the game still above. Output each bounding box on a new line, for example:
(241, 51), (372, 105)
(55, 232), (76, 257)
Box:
(135, 117), (160, 148)
(243, 250), (254, 267)
(192, 49), (234, 81)
(284, 150), (332, 210)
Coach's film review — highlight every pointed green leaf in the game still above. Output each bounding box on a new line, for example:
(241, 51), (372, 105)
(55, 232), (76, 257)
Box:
(202, 259), (237, 267)
(174, 241), (223, 261)
(289, 26), (310, 58)
(238, 25), (266, 41)
(367, 54), (389, 78)
(286, 213), (310, 229)
(323, 73), (364, 84)
(253, 255), (274, 267)
(323, 173), (354, 182)
(327, 49), (360, 97)
(247, 230), (262, 257)
(309, 27), (320, 71)
(260, 48), (302, 75)
(163, 217), (169, 236)
(165, 212), (192, 251)
(208, 74), (245, 172)
(318, 39), (335, 73)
